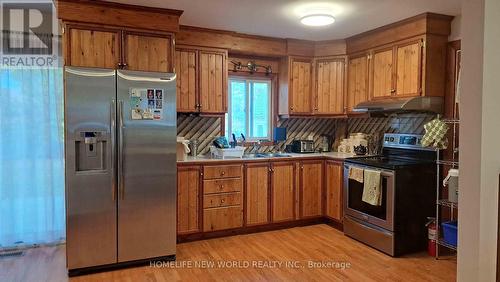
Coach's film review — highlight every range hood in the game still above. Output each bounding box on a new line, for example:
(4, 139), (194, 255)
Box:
(352, 96), (443, 114)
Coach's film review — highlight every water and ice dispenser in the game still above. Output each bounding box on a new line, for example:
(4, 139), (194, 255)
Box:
(75, 131), (107, 171)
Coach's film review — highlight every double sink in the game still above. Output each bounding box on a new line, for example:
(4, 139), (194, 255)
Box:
(243, 152), (292, 159)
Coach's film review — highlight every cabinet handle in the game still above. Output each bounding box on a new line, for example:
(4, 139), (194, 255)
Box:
(290, 106), (294, 111)
(220, 199), (225, 204)
(219, 185), (224, 190)
(117, 62), (123, 68)
(220, 171), (225, 176)
(391, 89), (396, 94)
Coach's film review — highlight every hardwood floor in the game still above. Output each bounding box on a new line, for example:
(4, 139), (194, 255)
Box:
(0, 224), (456, 282)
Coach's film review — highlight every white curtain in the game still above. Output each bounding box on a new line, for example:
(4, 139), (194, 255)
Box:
(0, 33), (65, 248)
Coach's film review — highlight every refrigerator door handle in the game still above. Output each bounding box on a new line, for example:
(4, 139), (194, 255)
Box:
(110, 100), (116, 201)
(118, 100), (125, 200)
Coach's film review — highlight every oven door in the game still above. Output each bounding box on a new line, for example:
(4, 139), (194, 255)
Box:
(343, 163), (395, 231)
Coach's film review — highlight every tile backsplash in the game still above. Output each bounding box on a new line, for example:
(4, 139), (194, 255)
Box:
(177, 113), (436, 156)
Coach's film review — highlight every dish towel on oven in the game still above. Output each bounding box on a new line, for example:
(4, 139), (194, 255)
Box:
(349, 167), (364, 183)
(362, 169), (382, 206)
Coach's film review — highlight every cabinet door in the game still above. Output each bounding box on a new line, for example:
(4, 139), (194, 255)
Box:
(372, 48), (394, 99)
(177, 166), (200, 234)
(245, 163), (270, 226)
(199, 50), (227, 114)
(347, 55), (369, 113)
(123, 32), (173, 72)
(315, 58), (345, 115)
(325, 161), (343, 221)
(300, 161), (323, 218)
(271, 162), (295, 222)
(67, 26), (120, 68)
(175, 48), (198, 112)
(290, 59), (312, 114)
(395, 41), (422, 97)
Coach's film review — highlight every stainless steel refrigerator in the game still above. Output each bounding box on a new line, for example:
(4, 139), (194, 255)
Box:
(64, 67), (176, 274)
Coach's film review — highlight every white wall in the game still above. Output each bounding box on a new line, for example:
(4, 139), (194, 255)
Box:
(458, 0), (500, 281)
(449, 15), (462, 41)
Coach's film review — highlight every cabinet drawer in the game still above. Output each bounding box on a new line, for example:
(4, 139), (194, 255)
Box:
(203, 165), (242, 179)
(203, 192), (241, 208)
(203, 206), (242, 232)
(203, 178), (242, 194)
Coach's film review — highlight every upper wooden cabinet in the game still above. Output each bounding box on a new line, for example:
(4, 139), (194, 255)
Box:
(370, 40), (423, 100)
(314, 57), (346, 115)
(175, 46), (227, 114)
(66, 25), (121, 69)
(279, 56), (313, 115)
(64, 23), (174, 72)
(175, 48), (198, 112)
(347, 54), (369, 113)
(299, 161), (323, 218)
(245, 163), (270, 226)
(123, 32), (173, 72)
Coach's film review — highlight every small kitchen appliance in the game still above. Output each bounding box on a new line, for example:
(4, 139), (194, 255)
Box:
(291, 140), (315, 153)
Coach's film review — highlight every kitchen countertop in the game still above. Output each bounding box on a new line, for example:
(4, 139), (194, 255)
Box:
(178, 152), (366, 164)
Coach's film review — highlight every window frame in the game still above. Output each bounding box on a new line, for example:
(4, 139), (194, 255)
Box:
(226, 76), (273, 142)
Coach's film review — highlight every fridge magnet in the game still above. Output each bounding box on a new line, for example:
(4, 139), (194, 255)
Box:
(155, 89), (163, 99)
(130, 88), (142, 98)
(142, 109), (154, 120)
(147, 89), (154, 100)
(155, 100), (162, 109)
(153, 110), (162, 120)
(130, 96), (141, 108)
(131, 108), (143, 120)
(148, 99), (155, 109)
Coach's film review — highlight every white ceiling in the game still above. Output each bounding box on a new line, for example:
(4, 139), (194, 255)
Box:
(106, 0), (462, 41)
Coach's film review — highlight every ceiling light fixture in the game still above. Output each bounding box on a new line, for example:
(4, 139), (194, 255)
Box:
(300, 14), (335, 26)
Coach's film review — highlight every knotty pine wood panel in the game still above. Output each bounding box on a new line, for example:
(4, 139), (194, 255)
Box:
(245, 163), (270, 226)
(395, 41), (422, 97)
(203, 206), (242, 232)
(177, 166), (200, 234)
(175, 49), (198, 112)
(300, 161), (323, 218)
(123, 33), (172, 72)
(290, 59), (312, 114)
(325, 161), (343, 221)
(57, 0), (182, 33)
(67, 27), (120, 68)
(372, 48), (394, 99)
(347, 55), (369, 113)
(315, 58), (345, 114)
(199, 50), (227, 113)
(271, 162), (295, 222)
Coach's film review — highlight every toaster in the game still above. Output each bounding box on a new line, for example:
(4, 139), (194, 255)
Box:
(291, 140), (315, 153)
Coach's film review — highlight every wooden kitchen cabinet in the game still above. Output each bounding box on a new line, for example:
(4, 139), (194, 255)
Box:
(66, 25), (121, 69)
(175, 46), (227, 113)
(199, 50), (227, 114)
(371, 47), (394, 99)
(271, 161), (296, 222)
(245, 163), (270, 226)
(347, 54), (369, 113)
(177, 165), (201, 234)
(299, 160), (323, 218)
(395, 40), (422, 97)
(175, 48), (198, 112)
(64, 23), (174, 72)
(123, 32), (173, 72)
(314, 57), (346, 115)
(279, 56), (313, 115)
(325, 161), (343, 221)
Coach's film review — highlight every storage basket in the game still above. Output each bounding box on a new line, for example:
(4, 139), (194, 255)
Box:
(210, 146), (245, 159)
(441, 221), (458, 247)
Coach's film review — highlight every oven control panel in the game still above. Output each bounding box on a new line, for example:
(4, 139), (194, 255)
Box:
(383, 133), (426, 150)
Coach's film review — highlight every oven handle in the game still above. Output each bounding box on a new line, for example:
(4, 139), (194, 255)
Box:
(344, 163), (395, 177)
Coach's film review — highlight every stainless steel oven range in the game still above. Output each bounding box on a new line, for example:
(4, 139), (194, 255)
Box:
(343, 133), (436, 256)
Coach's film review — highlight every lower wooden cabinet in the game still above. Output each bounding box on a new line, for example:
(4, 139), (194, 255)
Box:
(299, 161), (323, 218)
(325, 161), (344, 221)
(203, 206), (243, 231)
(271, 161), (296, 222)
(177, 166), (201, 234)
(245, 163), (270, 226)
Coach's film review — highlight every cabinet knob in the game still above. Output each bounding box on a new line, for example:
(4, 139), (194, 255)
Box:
(220, 171), (225, 176)
(219, 185), (224, 190)
(391, 89), (396, 94)
(290, 106), (294, 111)
(220, 199), (225, 204)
